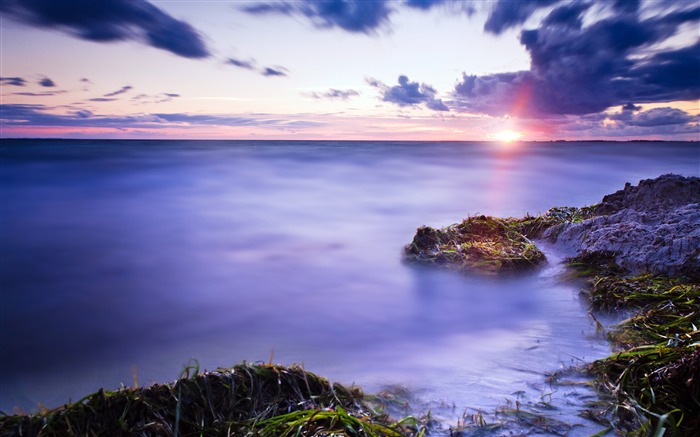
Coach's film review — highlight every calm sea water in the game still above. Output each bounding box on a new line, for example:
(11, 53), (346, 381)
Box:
(1, 140), (698, 431)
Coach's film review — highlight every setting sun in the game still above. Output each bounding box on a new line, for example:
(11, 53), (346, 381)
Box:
(494, 130), (523, 142)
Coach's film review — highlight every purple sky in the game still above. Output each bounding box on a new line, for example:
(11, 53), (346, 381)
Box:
(1, 0), (698, 140)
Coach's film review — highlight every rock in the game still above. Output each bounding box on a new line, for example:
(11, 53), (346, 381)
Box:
(406, 174), (699, 279)
(544, 174), (700, 279)
(404, 216), (546, 275)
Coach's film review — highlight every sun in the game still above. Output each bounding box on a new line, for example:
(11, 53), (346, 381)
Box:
(494, 130), (522, 142)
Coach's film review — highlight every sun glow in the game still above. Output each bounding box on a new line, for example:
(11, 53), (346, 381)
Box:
(494, 130), (522, 142)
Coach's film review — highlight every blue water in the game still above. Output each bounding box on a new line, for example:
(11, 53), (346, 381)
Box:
(1, 140), (698, 431)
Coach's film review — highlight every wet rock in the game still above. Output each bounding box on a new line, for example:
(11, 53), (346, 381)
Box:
(544, 174), (700, 279)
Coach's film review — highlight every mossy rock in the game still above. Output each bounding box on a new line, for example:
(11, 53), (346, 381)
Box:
(404, 215), (546, 274)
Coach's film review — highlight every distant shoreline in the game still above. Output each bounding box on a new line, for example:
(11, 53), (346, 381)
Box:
(1, 138), (697, 143)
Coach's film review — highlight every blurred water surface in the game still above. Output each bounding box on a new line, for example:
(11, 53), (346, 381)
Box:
(1, 140), (698, 430)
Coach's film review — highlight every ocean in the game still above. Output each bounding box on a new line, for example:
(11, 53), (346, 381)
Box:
(1, 139), (698, 431)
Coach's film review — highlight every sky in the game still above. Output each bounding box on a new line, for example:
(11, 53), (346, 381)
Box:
(0, 0), (699, 141)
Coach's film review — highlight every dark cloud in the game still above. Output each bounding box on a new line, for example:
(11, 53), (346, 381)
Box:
(613, 0), (641, 14)
(104, 86), (133, 97)
(241, 1), (483, 34)
(0, 0), (209, 59)
(89, 98), (118, 102)
(227, 57), (256, 70)
(242, 0), (393, 33)
(1, 77), (27, 86)
(622, 103), (642, 111)
(370, 75), (449, 111)
(484, 0), (559, 35)
(262, 67), (288, 77)
(39, 77), (56, 87)
(403, 0), (475, 15)
(236, 0), (676, 45)
(541, 2), (591, 29)
(308, 88), (360, 100)
(403, 0), (448, 10)
(453, 3), (700, 117)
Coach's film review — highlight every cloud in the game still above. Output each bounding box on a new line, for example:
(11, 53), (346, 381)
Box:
(622, 103), (642, 111)
(0, 0), (210, 59)
(236, 0), (670, 42)
(227, 57), (256, 70)
(131, 92), (180, 104)
(226, 58), (288, 77)
(75, 110), (93, 118)
(484, 0), (559, 35)
(541, 2), (591, 29)
(453, 2), (700, 117)
(104, 85), (133, 97)
(242, 0), (394, 33)
(39, 77), (56, 87)
(370, 75), (449, 111)
(89, 98), (118, 102)
(308, 89), (360, 100)
(0, 104), (323, 130)
(262, 67), (288, 77)
(241, 0), (482, 34)
(551, 106), (699, 138)
(1, 77), (27, 86)
(611, 107), (695, 127)
(403, 0), (449, 11)
(13, 91), (66, 97)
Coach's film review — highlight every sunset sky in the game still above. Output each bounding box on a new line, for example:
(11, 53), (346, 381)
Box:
(1, 0), (698, 141)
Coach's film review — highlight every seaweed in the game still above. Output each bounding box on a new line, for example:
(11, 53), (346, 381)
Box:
(0, 363), (427, 437)
(572, 265), (700, 436)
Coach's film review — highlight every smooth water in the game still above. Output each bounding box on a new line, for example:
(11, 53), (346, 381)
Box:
(1, 140), (698, 430)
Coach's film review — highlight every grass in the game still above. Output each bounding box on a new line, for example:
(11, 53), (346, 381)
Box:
(0, 362), (427, 437)
(571, 260), (700, 436)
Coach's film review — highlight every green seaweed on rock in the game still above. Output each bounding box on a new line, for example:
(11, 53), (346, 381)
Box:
(403, 205), (599, 275)
(404, 215), (546, 274)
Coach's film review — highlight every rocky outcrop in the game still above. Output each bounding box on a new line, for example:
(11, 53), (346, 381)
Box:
(405, 174), (699, 278)
(404, 216), (546, 274)
(544, 174), (700, 279)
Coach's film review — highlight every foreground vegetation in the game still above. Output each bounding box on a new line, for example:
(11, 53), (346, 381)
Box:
(0, 363), (427, 437)
(572, 258), (700, 436)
